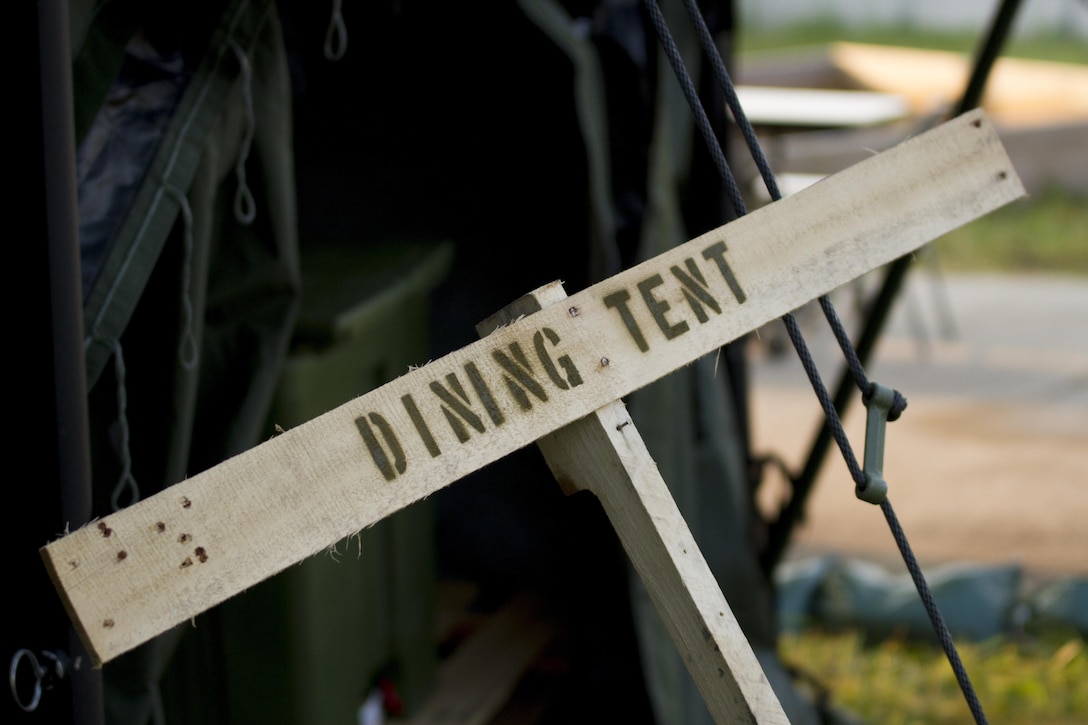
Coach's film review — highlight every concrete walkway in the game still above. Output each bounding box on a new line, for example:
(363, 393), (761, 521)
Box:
(748, 269), (1088, 577)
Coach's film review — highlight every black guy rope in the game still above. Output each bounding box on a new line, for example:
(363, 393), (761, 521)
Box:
(640, 1), (994, 723)
(761, 0), (1025, 574)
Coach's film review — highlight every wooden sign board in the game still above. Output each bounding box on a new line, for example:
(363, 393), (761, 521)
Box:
(42, 109), (1024, 667)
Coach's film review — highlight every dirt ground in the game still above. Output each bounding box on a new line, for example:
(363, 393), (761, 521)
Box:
(753, 386), (1088, 579)
(747, 272), (1088, 581)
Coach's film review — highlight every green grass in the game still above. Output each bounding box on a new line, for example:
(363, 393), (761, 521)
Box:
(780, 628), (1088, 724)
(737, 19), (1088, 65)
(932, 186), (1088, 277)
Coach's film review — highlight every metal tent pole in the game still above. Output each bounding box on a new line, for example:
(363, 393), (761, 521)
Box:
(9, 0), (105, 721)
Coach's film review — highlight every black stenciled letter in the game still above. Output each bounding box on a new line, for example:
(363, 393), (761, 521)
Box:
(356, 412), (407, 481)
(603, 289), (649, 352)
(701, 240), (747, 304)
(491, 341), (549, 411)
(639, 274), (689, 341)
(670, 258), (721, 323)
(429, 368), (497, 443)
(428, 361), (504, 439)
(401, 394), (440, 458)
(464, 361), (504, 426)
(533, 328), (584, 390)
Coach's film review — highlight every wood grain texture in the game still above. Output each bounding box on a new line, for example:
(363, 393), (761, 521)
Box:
(41, 109), (1025, 665)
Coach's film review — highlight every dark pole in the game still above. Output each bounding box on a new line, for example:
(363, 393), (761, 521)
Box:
(5, 0), (103, 721)
(41, 0), (93, 536)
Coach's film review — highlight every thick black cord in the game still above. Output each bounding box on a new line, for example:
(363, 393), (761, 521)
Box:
(640, 0), (747, 219)
(767, 0), (1026, 568)
(882, 498), (990, 725)
(640, 2), (989, 722)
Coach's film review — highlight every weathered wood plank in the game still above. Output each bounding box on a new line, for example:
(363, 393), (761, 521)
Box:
(41, 109), (1024, 665)
(484, 282), (788, 723)
(539, 401), (789, 723)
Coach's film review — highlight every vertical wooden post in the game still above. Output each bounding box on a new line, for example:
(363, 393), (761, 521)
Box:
(478, 281), (789, 724)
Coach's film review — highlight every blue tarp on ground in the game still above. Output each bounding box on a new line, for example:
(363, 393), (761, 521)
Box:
(777, 555), (1088, 641)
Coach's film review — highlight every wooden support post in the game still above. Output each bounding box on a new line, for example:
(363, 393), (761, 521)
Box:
(40, 110), (1025, 666)
(479, 283), (789, 723)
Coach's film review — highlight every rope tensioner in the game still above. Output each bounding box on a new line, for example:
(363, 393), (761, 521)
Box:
(858, 382), (900, 505)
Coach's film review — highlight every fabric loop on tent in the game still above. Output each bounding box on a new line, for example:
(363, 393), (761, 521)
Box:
(163, 184), (199, 371)
(325, 0), (348, 61)
(81, 0), (279, 391)
(83, 335), (140, 511)
(230, 40), (257, 225)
